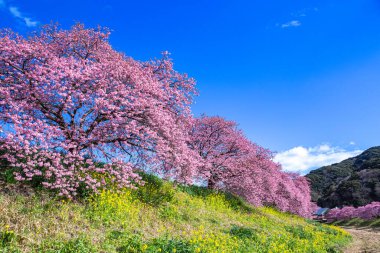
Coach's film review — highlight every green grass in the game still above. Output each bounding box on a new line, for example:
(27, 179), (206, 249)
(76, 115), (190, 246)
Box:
(0, 174), (352, 252)
(331, 217), (380, 229)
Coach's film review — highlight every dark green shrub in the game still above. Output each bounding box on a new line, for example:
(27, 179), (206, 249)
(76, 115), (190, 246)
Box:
(285, 225), (313, 240)
(223, 192), (255, 213)
(133, 172), (174, 206)
(178, 184), (214, 198)
(0, 168), (17, 184)
(229, 225), (257, 239)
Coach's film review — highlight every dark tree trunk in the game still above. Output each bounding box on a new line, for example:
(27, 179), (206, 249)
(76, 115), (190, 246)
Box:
(208, 178), (216, 189)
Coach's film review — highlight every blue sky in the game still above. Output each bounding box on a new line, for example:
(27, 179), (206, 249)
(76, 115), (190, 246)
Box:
(1, 0), (380, 173)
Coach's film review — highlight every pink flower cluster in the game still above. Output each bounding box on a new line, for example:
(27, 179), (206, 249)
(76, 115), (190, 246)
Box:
(189, 116), (313, 217)
(327, 202), (380, 221)
(0, 24), (198, 197)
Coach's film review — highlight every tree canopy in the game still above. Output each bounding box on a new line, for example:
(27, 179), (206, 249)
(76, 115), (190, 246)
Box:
(0, 24), (198, 196)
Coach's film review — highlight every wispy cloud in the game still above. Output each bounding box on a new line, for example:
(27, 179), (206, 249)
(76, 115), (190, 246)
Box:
(9, 6), (38, 27)
(281, 20), (301, 28)
(274, 144), (363, 174)
(292, 7), (319, 18)
(277, 7), (318, 29)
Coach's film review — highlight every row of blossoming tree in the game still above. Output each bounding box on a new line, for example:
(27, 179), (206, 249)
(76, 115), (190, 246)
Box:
(327, 202), (380, 221)
(0, 24), (312, 217)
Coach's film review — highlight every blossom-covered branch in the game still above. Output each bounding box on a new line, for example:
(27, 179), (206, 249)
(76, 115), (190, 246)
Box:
(0, 24), (198, 197)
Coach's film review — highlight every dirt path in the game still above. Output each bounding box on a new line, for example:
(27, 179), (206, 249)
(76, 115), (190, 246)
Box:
(343, 227), (380, 253)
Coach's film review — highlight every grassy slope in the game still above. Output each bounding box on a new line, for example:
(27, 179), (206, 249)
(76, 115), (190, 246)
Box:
(0, 174), (351, 253)
(331, 217), (380, 229)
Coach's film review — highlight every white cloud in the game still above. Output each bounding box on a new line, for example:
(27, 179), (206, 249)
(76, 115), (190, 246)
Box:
(292, 7), (319, 18)
(9, 6), (38, 27)
(274, 144), (363, 174)
(9, 6), (22, 17)
(281, 20), (301, 28)
(24, 17), (38, 27)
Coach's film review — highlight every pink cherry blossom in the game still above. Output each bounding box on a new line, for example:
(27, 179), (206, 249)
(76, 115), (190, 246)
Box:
(327, 202), (380, 221)
(189, 116), (313, 217)
(0, 24), (198, 197)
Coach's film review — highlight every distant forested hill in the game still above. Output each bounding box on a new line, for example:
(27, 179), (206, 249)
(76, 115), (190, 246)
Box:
(306, 146), (380, 208)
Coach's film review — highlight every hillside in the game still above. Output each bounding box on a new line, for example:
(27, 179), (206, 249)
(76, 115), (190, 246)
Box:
(306, 146), (380, 208)
(0, 174), (351, 253)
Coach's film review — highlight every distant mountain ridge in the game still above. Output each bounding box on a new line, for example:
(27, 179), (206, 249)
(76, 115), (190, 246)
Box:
(306, 146), (380, 208)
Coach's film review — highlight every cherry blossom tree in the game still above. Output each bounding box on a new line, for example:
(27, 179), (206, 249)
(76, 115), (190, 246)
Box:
(327, 202), (380, 221)
(0, 24), (198, 197)
(188, 116), (256, 189)
(189, 115), (313, 217)
(273, 172), (312, 217)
